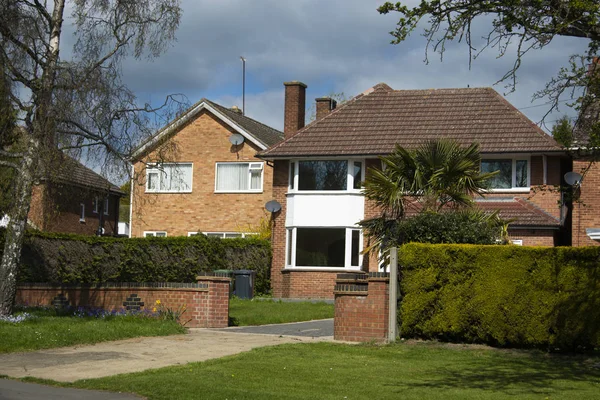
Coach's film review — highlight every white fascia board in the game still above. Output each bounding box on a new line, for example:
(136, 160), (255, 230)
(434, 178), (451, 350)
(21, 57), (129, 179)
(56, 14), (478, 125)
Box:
(132, 102), (266, 160)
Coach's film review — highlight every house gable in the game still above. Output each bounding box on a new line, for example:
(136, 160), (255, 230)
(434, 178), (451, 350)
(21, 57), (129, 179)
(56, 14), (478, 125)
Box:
(132, 100), (283, 161)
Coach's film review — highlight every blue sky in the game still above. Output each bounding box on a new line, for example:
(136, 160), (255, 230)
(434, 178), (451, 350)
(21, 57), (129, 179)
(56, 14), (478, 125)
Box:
(88, 0), (590, 132)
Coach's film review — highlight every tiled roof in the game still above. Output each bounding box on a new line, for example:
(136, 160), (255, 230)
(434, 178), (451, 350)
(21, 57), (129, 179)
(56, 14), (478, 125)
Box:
(260, 84), (564, 158)
(132, 99), (283, 160)
(475, 198), (560, 228)
(42, 155), (123, 195)
(403, 197), (560, 228)
(203, 100), (283, 147)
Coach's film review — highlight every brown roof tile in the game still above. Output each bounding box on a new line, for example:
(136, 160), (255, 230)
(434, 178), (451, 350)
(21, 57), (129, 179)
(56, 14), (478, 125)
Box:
(476, 198), (560, 228)
(260, 84), (564, 158)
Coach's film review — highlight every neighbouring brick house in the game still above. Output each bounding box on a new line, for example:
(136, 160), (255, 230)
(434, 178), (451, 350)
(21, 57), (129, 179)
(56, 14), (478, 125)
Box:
(26, 156), (123, 235)
(258, 81), (573, 299)
(129, 99), (283, 238)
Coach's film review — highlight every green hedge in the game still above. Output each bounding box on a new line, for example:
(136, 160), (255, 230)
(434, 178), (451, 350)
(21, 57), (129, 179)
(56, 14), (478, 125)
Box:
(398, 243), (600, 350)
(0, 229), (272, 295)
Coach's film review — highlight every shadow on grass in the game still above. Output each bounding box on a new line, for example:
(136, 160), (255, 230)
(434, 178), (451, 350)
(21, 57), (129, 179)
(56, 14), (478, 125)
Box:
(390, 349), (600, 396)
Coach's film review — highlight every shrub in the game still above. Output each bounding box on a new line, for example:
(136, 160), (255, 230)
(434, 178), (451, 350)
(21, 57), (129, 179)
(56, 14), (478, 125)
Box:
(395, 210), (499, 245)
(398, 243), (600, 351)
(0, 228), (272, 295)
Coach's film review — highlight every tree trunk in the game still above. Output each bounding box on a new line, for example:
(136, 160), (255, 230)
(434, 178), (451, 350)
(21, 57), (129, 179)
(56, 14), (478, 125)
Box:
(0, 140), (39, 315)
(0, 0), (65, 316)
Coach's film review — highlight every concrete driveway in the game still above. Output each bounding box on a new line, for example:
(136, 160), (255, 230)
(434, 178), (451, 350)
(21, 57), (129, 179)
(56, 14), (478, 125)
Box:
(0, 320), (334, 383)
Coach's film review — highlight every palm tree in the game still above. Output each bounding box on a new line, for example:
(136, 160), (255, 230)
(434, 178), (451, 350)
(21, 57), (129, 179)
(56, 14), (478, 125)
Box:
(360, 139), (498, 253)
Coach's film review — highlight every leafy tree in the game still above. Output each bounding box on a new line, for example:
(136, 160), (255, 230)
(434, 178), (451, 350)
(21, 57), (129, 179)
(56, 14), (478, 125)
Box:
(552, 116), (574, 148)
(360, 139), (498, 253)
(378, 1), (600, 124)
(0, 0), (183, 316)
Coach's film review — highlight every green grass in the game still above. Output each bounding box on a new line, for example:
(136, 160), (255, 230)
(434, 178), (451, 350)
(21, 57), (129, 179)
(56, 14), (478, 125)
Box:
(228, 297), (334, 326)
(0, 308), (185, 353)
(58, 341), (600, 399)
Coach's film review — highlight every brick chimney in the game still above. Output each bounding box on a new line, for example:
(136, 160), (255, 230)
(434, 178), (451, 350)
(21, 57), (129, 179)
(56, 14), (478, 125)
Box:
(284, 81), (307, 138)
(315, 97), (337, 120)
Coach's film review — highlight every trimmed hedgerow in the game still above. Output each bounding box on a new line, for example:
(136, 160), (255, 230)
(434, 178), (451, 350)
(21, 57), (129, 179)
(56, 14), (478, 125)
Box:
(0, 228), (271, 295)
(398, 243), (600, 351)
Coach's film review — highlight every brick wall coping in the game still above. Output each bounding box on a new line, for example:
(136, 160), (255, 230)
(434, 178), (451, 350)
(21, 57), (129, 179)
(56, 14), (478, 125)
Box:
(18, 282), (209, 291)
(196, 273), (232, 282)
(333, 283), (369, 296)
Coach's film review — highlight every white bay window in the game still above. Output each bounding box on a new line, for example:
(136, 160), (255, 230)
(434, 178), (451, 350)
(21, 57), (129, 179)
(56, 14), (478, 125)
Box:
(288, 159), (364, 192)
(285, 227), (362, 269)
(215, 162), (263, 192)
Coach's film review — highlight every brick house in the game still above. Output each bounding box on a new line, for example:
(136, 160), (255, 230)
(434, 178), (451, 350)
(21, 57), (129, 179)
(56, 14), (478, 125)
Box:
(258, 81), (574, 299)
(129, 99), (283, 238)
(26, 156), (123, 235)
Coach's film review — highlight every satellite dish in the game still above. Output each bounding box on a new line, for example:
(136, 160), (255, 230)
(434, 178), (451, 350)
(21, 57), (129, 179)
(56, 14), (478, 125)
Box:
(564, 171), (583, 186)
(229, 133), (245, 146)
(265, 200), (281, 213)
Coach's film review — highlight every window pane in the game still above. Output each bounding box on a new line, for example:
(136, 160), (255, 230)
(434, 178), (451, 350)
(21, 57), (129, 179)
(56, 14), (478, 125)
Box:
(224, 233), (242, 238)
(250, 169), (262, 190)
(298, 161), (348, 191)
(516, 160), (528, 187)
(289, 162), (295, 189)
(170, 164), (192, 191)
(147, 172), (158, 190)
(155, 232), (167, 237)
(216, 164), (249, 191)
(481, 160), (512, 189)
(287, 229), (293, 265)
(206, 233), (223, 238)
(351, 230), (360, 266)
(296, 228), (345, 267)
(353, 162), (362, 189)
(159, 168), (170, 191)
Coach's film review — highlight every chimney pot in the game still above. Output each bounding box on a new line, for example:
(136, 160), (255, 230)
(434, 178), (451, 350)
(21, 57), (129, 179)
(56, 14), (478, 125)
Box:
(315, 97), (337, 120)
(284, 81), (307, 138)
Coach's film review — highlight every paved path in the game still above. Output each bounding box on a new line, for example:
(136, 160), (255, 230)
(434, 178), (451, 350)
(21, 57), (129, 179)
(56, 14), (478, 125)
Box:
(219, 318), (334, 337)
(0, 320), (334, 384)
(0, 379), (142, 400)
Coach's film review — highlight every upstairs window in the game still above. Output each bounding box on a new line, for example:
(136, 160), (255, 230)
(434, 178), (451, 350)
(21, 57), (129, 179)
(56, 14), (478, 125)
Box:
(290, 159), (363, 192)
(93, 197), (109, 215)
(481, 158), (529, 190)
(146, 163), (193, 193)
(215, 162), (263, 192)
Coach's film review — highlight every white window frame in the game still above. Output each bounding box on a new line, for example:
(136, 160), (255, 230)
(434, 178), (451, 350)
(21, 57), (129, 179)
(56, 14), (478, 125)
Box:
(288, 158), (365, 193)
(93, 197), (110, 216)
(285, 226), (363, 270)
(214, 162), (264, 193)
(145, 163), (193, 193)
(144, 231), (167, 237)
(481, 155), (530, 192)
(79, 203), (85, 222)
(188, 231), (255, 238)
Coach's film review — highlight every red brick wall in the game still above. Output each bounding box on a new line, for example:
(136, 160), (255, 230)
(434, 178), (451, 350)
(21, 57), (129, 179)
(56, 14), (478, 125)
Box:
(16, 277), (230, 328)
(27, 183), (120, 235)
(334, 274), (390, 342)
(270, 160), (289, 298)
(572, 159), (600, 247)
(280, 270), (338, 299)
(131, 110), (274, 238)
(508, 229), (556, 246)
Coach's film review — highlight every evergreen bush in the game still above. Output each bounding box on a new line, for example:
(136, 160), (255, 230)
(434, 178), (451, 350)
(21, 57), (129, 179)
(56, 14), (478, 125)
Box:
(398, 243), (600, 350)
(0, 228), (272, 295)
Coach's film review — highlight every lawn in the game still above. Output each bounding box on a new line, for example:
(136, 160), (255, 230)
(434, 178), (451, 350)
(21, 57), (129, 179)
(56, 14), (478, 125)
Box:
(228, 297), (334, 326)
(0, 307), (185, 353)
(61, 341), (600, 399)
